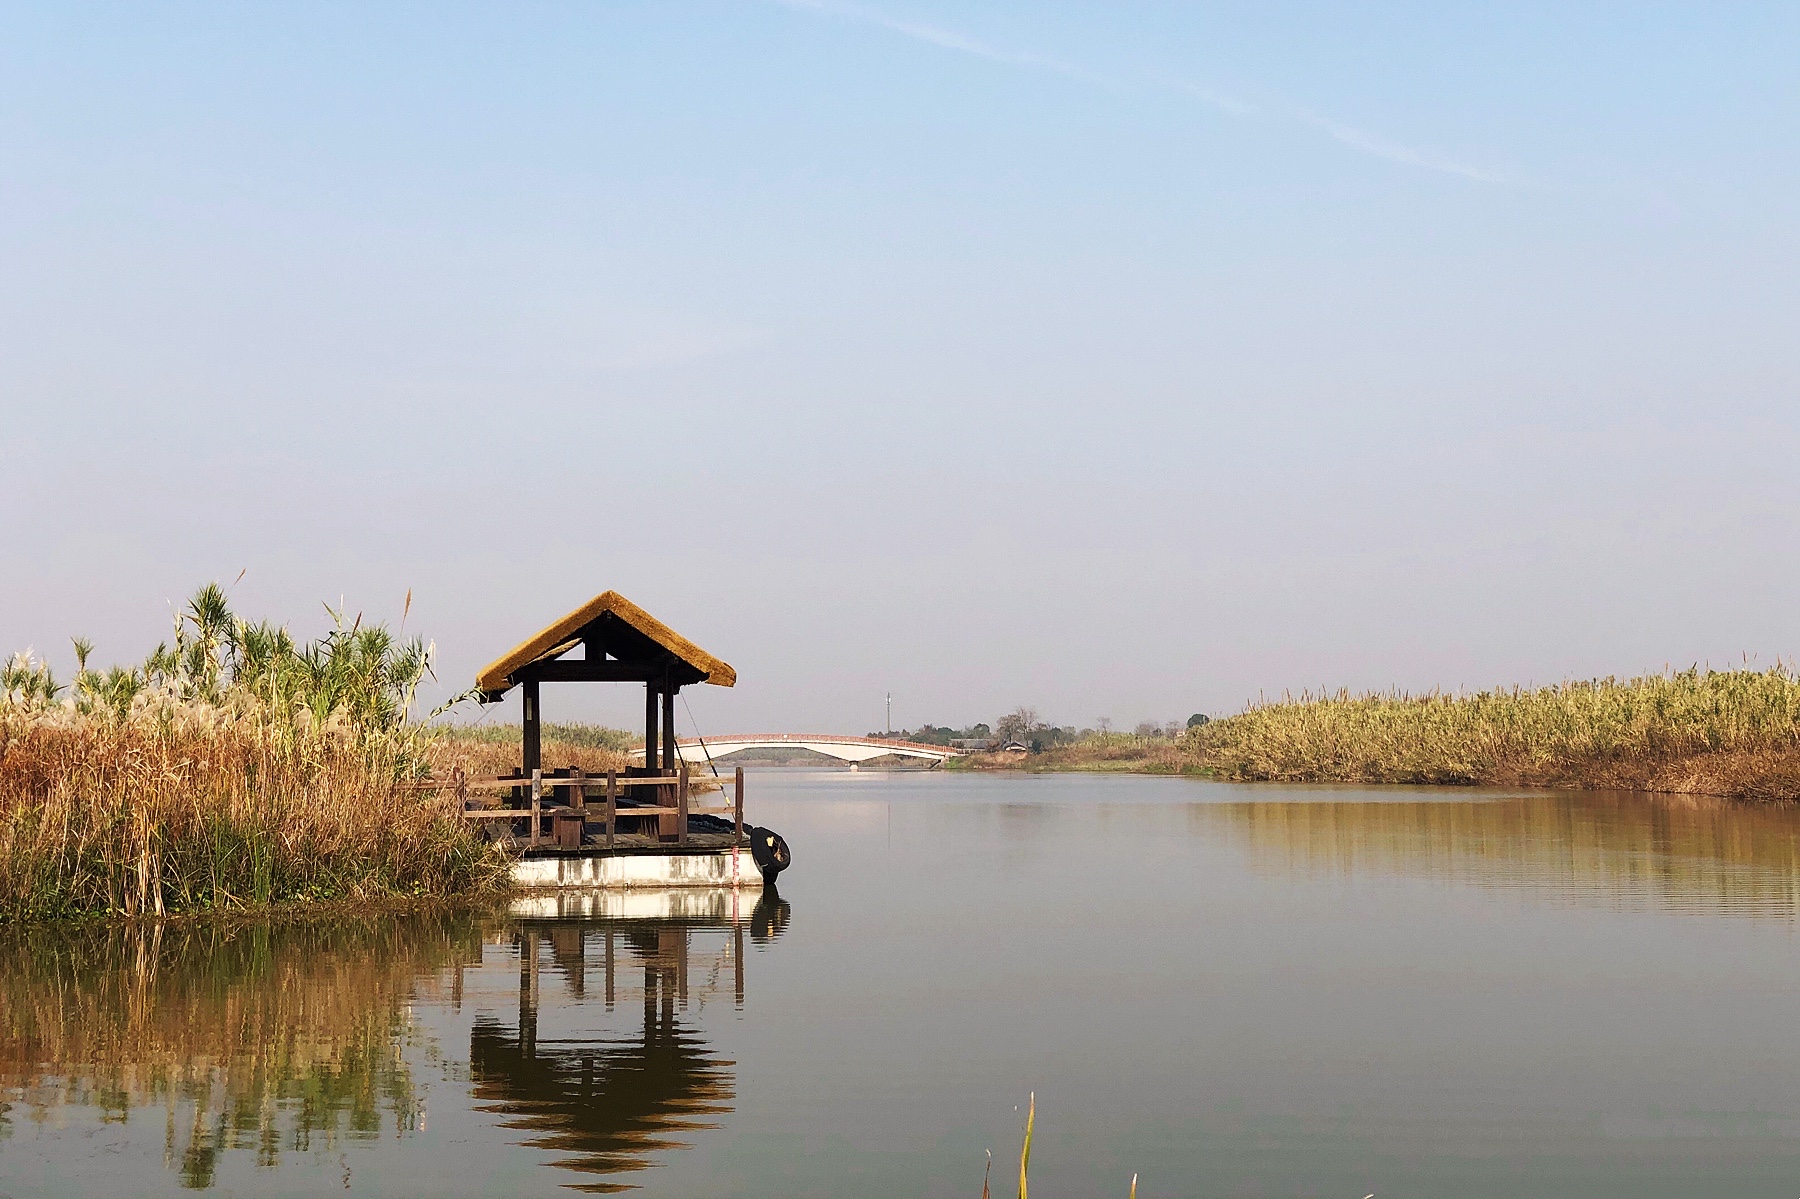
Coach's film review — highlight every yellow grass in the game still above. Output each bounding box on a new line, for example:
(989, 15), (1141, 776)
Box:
(964, 668), (1800, 802)
(0, 585), (508, 921)
(1190, 667), (1800, 799)
(0, 703), (507, 922)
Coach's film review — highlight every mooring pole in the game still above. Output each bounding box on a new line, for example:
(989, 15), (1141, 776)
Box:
(734, 766), (744, 840)
(678, 764), (689, 846)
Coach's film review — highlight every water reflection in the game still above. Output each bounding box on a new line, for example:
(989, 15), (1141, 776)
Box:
(0, 912), (481, 1188)
(471, 887), (789, 1193)
(1201, 791), (1800, 918)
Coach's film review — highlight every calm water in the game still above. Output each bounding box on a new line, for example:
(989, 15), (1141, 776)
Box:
(7, 772), (1800, 1197)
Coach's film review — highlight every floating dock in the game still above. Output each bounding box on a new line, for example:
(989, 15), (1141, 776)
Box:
(449, 591), (792, 891)
(510, 842), (763, 890)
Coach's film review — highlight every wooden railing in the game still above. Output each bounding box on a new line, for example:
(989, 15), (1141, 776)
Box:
(404, 765), (745, 850)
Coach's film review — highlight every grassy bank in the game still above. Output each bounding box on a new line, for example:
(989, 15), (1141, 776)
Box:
(0, 587), (506, 923)
(964, 668), (1800, 802)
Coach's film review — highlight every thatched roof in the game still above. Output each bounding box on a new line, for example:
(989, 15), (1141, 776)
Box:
(475, 591), (736, 700)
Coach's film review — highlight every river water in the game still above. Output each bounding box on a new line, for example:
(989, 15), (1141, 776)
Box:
(6, 771), (1800, 1197)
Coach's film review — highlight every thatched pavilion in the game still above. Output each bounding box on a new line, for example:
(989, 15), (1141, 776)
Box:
(475, 591), (736, 781)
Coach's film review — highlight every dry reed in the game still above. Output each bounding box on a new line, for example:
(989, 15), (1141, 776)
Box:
(0, 586), (507, 921)
(964, 668), (1800, 801)
(1188, 667), (1800, 799)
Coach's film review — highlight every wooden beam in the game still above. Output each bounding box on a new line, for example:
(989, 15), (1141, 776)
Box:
(456, 773), (677, 791)
(519, 660), (668, 683)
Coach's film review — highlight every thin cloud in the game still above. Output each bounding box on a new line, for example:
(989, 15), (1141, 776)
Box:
(1296, 109), (1524, 186)
(1153, 74), (1258, 117)
(772, 0), (1526, 185)
(774, 0), (1113, 86)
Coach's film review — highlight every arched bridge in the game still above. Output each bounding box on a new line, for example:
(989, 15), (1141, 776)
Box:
(630, 734), (960, 766)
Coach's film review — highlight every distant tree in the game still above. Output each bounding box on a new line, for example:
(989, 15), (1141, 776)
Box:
(1134, 720), (1160, 738)
(1187, 713), (1210, 728)
(996, 707), (1037, 743)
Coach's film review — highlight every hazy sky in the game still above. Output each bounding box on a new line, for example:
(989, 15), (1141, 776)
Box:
(4, 2), (1798, 736)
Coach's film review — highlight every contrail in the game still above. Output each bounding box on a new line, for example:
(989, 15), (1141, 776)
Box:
(1295, 109), (1524, 186)
(773, 0), (1120, 87)
(771, 0), (1525, 185)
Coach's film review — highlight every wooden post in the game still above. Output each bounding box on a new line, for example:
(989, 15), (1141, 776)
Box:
(605, 771), (616, 849)
(677, 765), (689, 846)
(644, 682), (659, 773)
(522, 678), (542, 777)
(735, 766), (744, 840)
(662, 676), (677, 783)
(571, 767), (586, 813)
(529, 768), (542, 848)
(455, 767), (468, 815)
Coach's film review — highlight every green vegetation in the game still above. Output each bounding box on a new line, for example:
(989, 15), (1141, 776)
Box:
(0, 586), (506, 922)
(871, 721), (991, 746)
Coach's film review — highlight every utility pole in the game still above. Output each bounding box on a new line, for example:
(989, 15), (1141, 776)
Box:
(886, 692), (891, 737)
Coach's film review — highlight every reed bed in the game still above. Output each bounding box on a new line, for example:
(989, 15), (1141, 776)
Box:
(425, 724), (635, 781)
(0, 586), (507, 922)
(1188, 667), (1800, 800)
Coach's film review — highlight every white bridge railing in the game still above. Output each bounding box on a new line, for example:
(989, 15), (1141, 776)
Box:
(630, 734), (960, 765)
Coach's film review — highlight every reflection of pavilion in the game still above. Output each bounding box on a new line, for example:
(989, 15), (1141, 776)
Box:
(469, 887), (789, 1193)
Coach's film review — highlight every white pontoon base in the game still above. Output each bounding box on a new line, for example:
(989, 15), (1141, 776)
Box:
(510, 845), (764, 890)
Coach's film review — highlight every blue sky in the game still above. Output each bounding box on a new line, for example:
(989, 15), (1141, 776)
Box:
(3, 2), (1798, 733)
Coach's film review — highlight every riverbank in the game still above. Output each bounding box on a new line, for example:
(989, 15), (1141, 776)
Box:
(0, 587), (511, 923)
(959, 668), (1800, 803)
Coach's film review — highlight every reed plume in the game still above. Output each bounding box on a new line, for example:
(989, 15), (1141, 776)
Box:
(0, 586), (506, 921)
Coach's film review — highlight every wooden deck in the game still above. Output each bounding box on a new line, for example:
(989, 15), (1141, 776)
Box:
(432, 765), (750, 852)
(508, 829), (750, 856)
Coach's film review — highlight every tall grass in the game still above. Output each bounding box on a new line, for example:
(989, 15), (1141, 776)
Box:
(0, 586), (506, 922)
(444, 721), (638, 752)
(1187, 667), (1800, 799)
(428, 721), (637, 782)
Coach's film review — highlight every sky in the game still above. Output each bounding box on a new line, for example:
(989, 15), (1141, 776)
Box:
(3, 2), (1798, 737)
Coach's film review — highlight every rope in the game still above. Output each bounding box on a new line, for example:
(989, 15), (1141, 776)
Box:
(681, 692), (724, 779)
